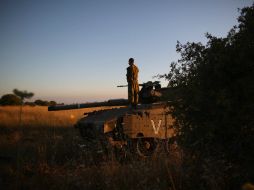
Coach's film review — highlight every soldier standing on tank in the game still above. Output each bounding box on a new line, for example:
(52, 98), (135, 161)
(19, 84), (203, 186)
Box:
(126, 58), (139, 108)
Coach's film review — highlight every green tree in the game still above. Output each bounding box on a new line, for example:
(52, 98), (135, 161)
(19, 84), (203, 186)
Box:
(13, 89), (34, 126)
(34, 99), (49, 106)
(49, 100), (57, 106)
(0, 94), (21, 105)
(161, 4), (254, 190)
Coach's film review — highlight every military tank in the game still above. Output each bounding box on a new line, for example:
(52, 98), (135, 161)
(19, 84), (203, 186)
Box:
(48, 81), (176, 159)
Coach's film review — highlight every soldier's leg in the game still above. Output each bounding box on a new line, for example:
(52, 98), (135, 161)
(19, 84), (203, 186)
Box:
(128, 84), (132, 104)
(131, 87), (135, 105)
(133, 82), (139, 106)
(134, 90), (139, 105)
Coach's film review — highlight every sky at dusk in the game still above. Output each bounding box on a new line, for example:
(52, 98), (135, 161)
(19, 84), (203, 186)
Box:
(0, 0), (253, 103)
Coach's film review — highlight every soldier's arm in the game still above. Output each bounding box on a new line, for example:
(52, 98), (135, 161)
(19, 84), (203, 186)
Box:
(136, 65), (139, 73)
(133, 66), (139, 80)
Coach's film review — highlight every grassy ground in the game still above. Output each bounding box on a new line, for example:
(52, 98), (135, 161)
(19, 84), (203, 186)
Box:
(0, 106), (182, 190)
(0, 105), (117, 127)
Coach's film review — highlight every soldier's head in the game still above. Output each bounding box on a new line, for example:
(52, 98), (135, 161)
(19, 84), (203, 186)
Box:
(128, 58), (134, 65)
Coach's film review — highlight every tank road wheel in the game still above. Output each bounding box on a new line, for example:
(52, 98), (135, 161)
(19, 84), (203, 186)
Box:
(136, 138), (158, 157)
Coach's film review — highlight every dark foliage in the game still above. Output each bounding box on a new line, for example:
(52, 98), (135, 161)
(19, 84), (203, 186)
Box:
(13, 89), (34, 101)
(48, 101), (57, 106)
(0, 94), (21, 105)
(24, 101), (36, 106)
(34, 99), (49, 106)
(161, 4), (254, 190)
(34, 100), (56, 106)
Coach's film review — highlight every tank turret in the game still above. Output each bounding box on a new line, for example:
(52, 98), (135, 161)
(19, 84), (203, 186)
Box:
(118, 80), (172, 104)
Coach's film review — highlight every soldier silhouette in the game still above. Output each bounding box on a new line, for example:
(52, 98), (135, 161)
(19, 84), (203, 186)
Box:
(126, 58), (139, 108)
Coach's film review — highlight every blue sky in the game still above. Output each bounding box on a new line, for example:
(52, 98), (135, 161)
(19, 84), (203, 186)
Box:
(0, 0), (253, 103)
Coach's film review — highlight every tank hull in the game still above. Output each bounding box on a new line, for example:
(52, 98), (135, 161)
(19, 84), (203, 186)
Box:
(75, 102), (175, 158)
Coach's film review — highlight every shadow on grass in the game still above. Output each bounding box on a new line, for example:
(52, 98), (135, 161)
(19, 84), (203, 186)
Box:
(0, 125), (182, 190)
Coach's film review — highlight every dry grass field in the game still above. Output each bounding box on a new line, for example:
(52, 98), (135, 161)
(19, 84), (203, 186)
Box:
(0, 106), (182, 190)
(0, 105), (118, 127)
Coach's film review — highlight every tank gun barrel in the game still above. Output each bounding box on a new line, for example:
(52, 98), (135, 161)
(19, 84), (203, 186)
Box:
(117, 84), (146, 87)
(117, 81), (161, 88)
(48, 99), (128, 111)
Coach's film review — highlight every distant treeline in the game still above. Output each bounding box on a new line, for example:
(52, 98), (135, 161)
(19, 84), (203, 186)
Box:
(0, 93), (58, 106)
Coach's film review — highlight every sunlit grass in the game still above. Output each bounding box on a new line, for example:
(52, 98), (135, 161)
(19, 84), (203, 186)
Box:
(0, 105), (118, 127)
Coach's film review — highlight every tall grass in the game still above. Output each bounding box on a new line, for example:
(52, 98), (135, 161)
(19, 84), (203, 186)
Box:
(0, 106), (182, 190)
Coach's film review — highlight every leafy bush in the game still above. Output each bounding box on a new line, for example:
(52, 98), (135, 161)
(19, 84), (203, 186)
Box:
(162, 4), (254, 190)
(34, 99), (49, 106)
(34, 100), (57, 106)
(0, 94), (21, 105)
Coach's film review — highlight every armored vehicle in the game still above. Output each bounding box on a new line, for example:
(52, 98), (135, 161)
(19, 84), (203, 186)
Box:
(48, 81), (176, 158)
